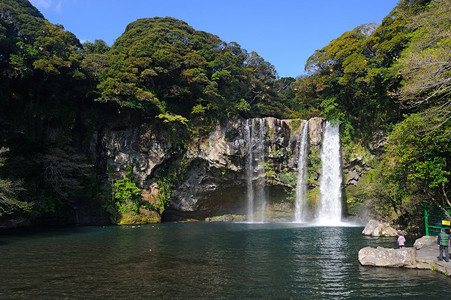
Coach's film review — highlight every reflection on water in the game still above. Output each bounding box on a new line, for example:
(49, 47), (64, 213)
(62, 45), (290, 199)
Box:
(0, 223), (449, 299)
(318, 227), (349, 298)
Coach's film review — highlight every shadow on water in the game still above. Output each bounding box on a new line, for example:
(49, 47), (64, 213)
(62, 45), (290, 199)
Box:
(0, 225), (101, 239)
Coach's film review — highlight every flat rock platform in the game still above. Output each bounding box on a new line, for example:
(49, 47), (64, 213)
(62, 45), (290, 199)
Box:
(359, 235), (451, 276)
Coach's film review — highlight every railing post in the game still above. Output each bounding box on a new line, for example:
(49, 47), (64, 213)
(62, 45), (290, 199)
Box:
(424, 207), (429, 236)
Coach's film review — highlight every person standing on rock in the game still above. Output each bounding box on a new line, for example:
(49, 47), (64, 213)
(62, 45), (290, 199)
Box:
(437, 228), (450, 262)
(397, 230), (406, 248)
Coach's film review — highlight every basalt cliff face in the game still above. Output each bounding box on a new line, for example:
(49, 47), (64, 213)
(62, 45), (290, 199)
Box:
(90, 116), (373, 223)
(0, 113), (376, 228)
(91, 117), (346, 222)
(171, 117), (314, 221)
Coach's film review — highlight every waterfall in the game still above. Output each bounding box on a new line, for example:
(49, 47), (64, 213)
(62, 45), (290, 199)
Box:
(316, 121), (342, 224)
(245, 120), (254, 222)
(255, 119), (267, 222)
(294, 121), (309, 223)
(73, 206), (80, 225)
(245, 119), (267, 222)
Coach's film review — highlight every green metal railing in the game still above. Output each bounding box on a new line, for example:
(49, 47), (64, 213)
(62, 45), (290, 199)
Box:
(424, 206), (451, 236)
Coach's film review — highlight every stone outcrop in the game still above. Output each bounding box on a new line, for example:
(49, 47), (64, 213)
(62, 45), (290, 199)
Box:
(343, 159), (372, 187)
(368, 130), (388, 154)
(362, 219), (398, 237)
(414, 236), (451, 274)
(345, 128), (387, 183)
(91, 121), (177, 223)
(307, 117), (324, 147)
(414, 235), (437, 250)
(358, 246), (417, 268)
(93, 122), (175, 186)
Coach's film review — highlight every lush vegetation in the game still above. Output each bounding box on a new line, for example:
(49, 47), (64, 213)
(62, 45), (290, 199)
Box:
(0, 0), (89, 224)
(0, 0), (449, 230)
(291, 0), (450, 229)
(92, 17), (301, 132)
(371, 0), (450, 230)
(0, 0), (299, 225)
(111, 166), (142, 215)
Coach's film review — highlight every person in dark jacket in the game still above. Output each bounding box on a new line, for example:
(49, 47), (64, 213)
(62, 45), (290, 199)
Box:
(437, 228), (450, 262)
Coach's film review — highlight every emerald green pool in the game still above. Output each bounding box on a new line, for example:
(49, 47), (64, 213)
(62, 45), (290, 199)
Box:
(1, 223), (449, 298)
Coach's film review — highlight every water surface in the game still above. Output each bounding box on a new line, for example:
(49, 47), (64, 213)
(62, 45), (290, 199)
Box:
(1, 223), (450, 298)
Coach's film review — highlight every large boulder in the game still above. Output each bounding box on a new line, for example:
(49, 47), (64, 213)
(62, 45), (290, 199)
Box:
(414, 235), (437, 250)
(358, 247), (417, 268)
(362, 220), (398, 237)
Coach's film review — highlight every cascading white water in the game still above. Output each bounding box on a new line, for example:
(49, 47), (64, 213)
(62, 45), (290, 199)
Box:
(245, 120), (254, 222)
(294, 121), (309, 223)
(316, 121), (342, 225)
(255, 119), (266, 222)
(245, 119), (267, 222)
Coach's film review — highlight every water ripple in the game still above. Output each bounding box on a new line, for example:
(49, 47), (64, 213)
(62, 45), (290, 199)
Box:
(0, 223), (449, 299)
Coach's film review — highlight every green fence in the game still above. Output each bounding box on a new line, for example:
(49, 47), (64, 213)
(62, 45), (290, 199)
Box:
(424, 206), (451, 236)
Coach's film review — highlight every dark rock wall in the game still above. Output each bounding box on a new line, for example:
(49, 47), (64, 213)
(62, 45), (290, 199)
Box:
(92, 117), (332, 221)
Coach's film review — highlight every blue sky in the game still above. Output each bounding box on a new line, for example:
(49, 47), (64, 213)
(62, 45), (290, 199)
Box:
(30, 0), (399, 78)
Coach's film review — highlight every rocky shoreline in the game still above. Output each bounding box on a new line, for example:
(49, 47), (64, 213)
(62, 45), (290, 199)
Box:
(359, 221), (451, 277)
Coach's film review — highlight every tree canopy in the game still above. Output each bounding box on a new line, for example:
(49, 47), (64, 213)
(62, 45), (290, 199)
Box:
(292, 0), (450, 228)
(92, 17), (297, 127)
(368, 0), (451, 226)
(393, 0), (451, 124)
(292, 0), (437, 138)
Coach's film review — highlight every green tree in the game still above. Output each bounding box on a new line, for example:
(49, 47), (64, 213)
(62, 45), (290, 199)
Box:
(112, 167), (142, 215)
(295, 0), (432, 139)
(366, 0), (451, 227)
(392, 0), (451, 127)
(0, 0), (91, 222)
(93, 17), (297, 129)
(370, 112), (450, 225)
(83, 39), (110, 54)
(1, 0), (84, 143)
(0, 148), (27, 216)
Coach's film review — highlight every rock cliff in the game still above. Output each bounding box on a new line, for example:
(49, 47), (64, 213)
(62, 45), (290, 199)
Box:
(92, 117), (331, 222)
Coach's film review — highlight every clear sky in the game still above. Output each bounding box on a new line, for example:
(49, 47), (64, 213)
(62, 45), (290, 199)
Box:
(30, 0), (399, 78)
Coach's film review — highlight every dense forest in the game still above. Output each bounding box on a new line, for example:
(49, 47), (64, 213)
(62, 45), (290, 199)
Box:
(0, 0), (449, 231)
